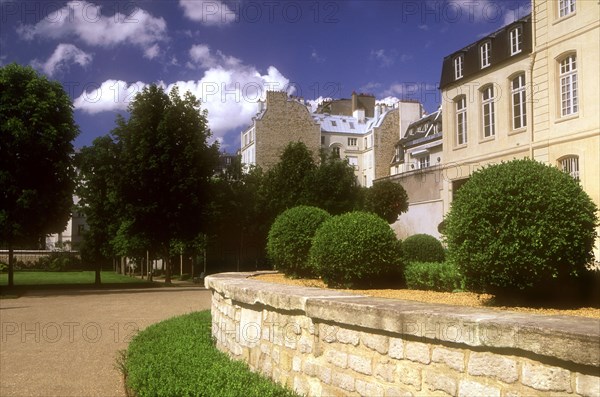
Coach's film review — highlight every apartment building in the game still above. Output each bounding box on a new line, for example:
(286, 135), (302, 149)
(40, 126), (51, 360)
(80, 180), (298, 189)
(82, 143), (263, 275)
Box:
(440, 0), (599, 256)
(241, 91), (422, 187)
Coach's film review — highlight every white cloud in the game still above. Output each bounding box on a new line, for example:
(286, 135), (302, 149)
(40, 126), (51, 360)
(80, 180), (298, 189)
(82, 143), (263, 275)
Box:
(17, 1), (166, 59)
(187, 44), (242, 70)
(74, 80), (149, 114)
(31, 43), (92, 76)
(310, 48), (325, 63)
(74, 48), (293, 141)
(179, 0), (236, 26)
(305, 96), (332, 113)
(502, 2), (531, 25)
(370, 49), (397, 68)
(376, 97), (401, 107)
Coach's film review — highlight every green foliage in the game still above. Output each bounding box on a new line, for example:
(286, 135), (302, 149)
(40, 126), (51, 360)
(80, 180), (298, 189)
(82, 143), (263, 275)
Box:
(309, 152), (361, 215)
(404, 261), (464, 292)
(0, 63), (79, 285)
(0, 262), (7, 273)
(402, 234), (446, 263)
(267, 206), (331, 278)
(364, 180), (409, 223)
(124, 311), (299, 397)
(111, 85), (219, 282)
(179, 273), (191, 281)
(444, 159), (598, 299)
(309, 211), (402, 288)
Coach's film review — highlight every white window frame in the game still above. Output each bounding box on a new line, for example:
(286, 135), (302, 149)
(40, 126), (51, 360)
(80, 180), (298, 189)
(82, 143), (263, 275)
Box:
(481, 85), (495, 138)
(347, 137), (357, 146)
(454, 55), (464, 79)
(560, 54), (578, 117)
(512, 74), (527, 130)
(559, 0), (576, 17)
(418, 155), (430, 169)
(480, 41), (491, 68)
(510, 26), (522, 55)
(560, 155), (580, 180)
(455, 96), (467, 146)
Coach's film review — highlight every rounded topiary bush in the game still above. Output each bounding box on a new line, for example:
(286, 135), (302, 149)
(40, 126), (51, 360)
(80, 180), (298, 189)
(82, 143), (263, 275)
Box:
(404, 261), (463, 292)
(444, 159), (598, 300)
(309, 211), (402, 288)
(402, 234), (445, 263)
(267, 206), (331, 278)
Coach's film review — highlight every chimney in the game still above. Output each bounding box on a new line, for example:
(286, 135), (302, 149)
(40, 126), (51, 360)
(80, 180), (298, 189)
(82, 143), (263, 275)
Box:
(353, 108), (365, 123)
(374, 104), (381, 119)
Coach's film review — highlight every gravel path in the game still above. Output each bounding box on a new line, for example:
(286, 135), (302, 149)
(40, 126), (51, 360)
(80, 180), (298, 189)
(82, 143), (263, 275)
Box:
(0, 286), (212, 397)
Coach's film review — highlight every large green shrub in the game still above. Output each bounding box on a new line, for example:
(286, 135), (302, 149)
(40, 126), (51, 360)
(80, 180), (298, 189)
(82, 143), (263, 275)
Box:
(444, 159), (598, 300)
(309, 211), (402, 288)
(404, 261), (463, 292)
(363, 180), (409, 223)
(267, 206), (331, 278)
(402, 234), (445, 263)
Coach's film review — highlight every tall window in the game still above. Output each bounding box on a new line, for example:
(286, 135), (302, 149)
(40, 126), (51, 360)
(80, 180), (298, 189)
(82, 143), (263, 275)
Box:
(454, 55), (464, 80)
(510, 26), (522, 55)
(481, 85), (495, 138)
(418, 155), (430, 169)
(512, 74), (527, 129)
(332, 146), (340, 158)
(560, 55), (578, 117)
(480, 41), (491, 68)
(561, 155), (579, 180)
(348, 137), (357, 146)
(455, 96), (467, 146)
(559, 0), (576, 17)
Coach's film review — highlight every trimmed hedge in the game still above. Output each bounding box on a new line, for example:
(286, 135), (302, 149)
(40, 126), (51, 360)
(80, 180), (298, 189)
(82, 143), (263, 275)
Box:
(309, 211), (402, 288)
(444, 159), (598, 300)
(404, 261), (463, 292)
(124, 311), (299, 397)
(266, 206), (331, 278)
(402, 234), (445, 263)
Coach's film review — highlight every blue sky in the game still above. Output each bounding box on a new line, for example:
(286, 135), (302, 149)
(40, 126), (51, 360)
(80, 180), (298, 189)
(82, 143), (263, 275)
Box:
(0, 0), (530, 151)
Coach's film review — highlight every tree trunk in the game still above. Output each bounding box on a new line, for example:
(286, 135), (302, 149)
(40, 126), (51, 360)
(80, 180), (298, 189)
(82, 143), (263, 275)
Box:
(94, 262), (101, 285)
(164, 255), (171, 284)
(8, 243), (14, 287)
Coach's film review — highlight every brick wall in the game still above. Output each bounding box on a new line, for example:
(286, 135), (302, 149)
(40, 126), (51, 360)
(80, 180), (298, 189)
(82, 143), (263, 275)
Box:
(207, 273), (600, 397)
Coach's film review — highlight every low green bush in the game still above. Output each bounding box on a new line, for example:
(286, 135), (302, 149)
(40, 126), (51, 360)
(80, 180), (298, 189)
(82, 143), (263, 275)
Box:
(124, 311), (299, 397)
(179, 273), (191, 281)
(309, 211), (402, 288)
(267, 206), (331, 278)
(404, 261), (463, 292)
(402, 234), (445, 263)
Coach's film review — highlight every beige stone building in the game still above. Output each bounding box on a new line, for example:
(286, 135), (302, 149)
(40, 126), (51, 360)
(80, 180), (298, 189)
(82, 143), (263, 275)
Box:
(241, 91), (422, 187)
(440, 1), (600, 256)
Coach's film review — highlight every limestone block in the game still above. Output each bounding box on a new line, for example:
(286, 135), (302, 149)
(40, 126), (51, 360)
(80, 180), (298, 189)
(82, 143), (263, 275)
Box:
(385, 386), (414, 397)
(576, 373), (600, 397)
(292, 355), (302, 372)
(424, 370), (457, 396)
(467, 352), (518, 383)
(293, 376), (309, 396)
(348, 354), (373, 375)
(521, 362), (572, 392)
(332, 371), (356, 392)
(397, 363), (422, 390)
(431, 346), (465, 372)
(356, 379), (385, 397)
(457, 380), (501, 397)
(317, 366), (332, 385)
(337, 328), (360, 346)
(326, 349), (349, 369)
(405, 341), (430, 364)
(361, 332), (389, 354)
(298, 332), (313, 354)
(389, 337), (404, 360)
(374, 361), (396, 383)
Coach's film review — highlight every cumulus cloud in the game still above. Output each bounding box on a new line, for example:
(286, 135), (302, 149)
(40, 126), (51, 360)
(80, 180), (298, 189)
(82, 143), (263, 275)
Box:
(17, 1), (166, 59)
(370, 49), (396, 68)
(305, 96), (332, 113)
(74, 47), (293, 141)
(179, 0), (236, 26)
(31, 43), (92, 76)
(73, 80), (148, 114)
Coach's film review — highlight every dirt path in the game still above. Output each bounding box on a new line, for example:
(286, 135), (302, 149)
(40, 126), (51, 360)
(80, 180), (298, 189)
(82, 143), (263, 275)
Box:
(0, 286), (212, 397)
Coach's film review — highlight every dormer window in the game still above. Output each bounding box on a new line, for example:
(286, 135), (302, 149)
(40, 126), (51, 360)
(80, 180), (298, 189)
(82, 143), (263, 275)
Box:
(480, 41), (491, 68)
(349, 122), (355, 129)
(454, 55), (464, 79)
(559, 0), (576, 17)
(331, 120), (337, 126)
(510, 26), (522, 55)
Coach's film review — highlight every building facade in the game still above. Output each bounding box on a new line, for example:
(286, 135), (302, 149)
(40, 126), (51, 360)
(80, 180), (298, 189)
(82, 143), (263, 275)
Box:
(440, 1), (599, 256)
(241, 91), (422, 187)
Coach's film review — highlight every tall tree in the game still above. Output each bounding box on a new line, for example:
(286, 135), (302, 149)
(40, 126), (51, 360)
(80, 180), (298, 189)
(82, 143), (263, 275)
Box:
(309, 152), (361, 215)
(76, 135), (122, 284)
(364, 180), (409, 224)
(112, 85), (218, 283)
(0, 64), (79, 286)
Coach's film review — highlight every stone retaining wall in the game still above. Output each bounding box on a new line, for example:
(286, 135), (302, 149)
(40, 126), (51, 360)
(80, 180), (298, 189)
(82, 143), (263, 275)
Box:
(206, 272), (600, 397)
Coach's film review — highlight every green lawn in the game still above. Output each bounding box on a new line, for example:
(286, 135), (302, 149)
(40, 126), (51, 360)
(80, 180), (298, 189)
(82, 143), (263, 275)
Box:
(0, 271), (149, 286)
